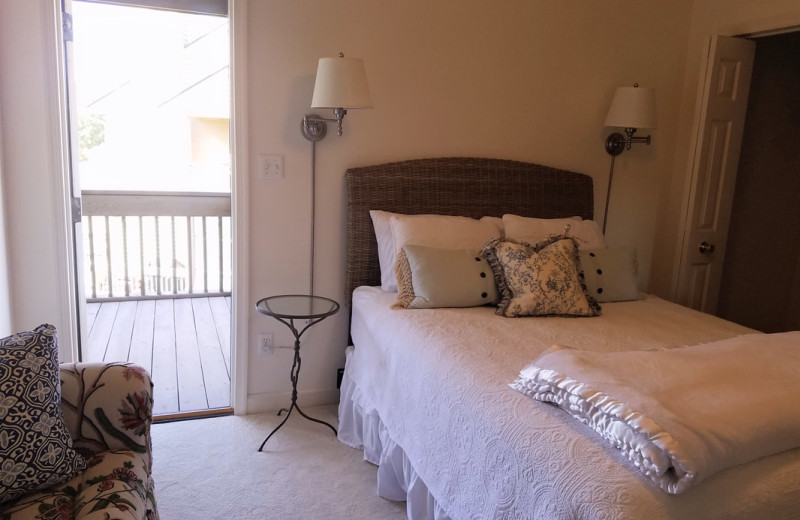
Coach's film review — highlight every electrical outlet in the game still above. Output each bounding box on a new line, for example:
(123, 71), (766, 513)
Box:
(257, 154), (284, 180)
(257, 333), (274, 355)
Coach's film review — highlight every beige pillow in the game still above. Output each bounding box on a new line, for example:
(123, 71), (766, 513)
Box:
(484, 236), (600, 318)
(390, 214), (502, 305)
(579, 247), (642, 302)
(503, 214), (606, 250)
(393, 245), (499, 309)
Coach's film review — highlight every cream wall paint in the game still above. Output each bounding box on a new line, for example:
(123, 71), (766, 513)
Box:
(650, 0), (800, 298)
(244, 0), (694, 411)
(0, 0), (76, 358)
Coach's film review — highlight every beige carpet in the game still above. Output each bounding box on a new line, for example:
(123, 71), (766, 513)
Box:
(151, 404), (407, 519)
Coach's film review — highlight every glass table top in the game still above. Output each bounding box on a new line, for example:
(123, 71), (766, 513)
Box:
(255, 294), (339, 320)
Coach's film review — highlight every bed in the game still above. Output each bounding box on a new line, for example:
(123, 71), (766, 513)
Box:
(336, 157), (800, 519)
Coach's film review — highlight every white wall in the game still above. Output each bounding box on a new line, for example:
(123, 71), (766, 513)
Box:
(0, 108), (13, 336)
(0, 0), (75, 357)
(243, 0), (694, 411)
(650, 0), (800, 298)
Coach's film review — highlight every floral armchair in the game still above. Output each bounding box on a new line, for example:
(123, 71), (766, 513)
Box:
(1, 362), (158, 520)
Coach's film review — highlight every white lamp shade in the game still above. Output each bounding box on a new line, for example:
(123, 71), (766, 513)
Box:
(604, 86), (657, 129)
(310, 56), (373, 109)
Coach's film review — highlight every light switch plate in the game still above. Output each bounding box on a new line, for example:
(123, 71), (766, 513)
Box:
(257, 154), (284, 179)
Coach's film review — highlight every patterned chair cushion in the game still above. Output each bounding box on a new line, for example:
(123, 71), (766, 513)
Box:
(0, 325), (86, 505)
(0, 361), (158, 519)
(0, 450), (152, 520)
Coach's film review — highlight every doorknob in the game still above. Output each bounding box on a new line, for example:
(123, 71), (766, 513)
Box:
(699, 241), (716, 254)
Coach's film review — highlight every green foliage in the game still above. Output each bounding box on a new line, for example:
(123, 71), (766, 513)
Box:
(78, 112), (105, 162)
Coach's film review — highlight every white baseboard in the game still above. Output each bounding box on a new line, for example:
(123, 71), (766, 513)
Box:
(245, 388), (340, 415)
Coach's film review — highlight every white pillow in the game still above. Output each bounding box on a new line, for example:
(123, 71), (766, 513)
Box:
(479, 216), (504, 237)
(370, 211), (504, 293)
(389, 214), (502, 297)
(369, 210), (402, 292)
(390, 213), (502, 259)
(503, 214), (606, 250)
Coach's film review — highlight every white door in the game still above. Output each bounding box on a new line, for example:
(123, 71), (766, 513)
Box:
(61, 0), (91, 354)
(675, 35), (756, 313)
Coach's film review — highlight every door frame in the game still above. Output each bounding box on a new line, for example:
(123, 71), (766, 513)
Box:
(60, 0), (91, 357)
(229, 0), (249, 415)
(670, 19), (800, 303)
(47, 0), (250, 414)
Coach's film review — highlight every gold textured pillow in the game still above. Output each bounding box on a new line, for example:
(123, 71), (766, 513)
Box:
(484, 236), (600, 318)
(393, 245), (499, 309)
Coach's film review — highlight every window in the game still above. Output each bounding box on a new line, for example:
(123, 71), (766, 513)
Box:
(74, 0), (230, 192)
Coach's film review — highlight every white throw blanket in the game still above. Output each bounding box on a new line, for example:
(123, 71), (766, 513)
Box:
(511, 331), (800, 494)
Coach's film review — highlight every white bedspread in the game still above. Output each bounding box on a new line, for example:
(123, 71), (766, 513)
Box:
(511, 332), (800, 495)
(342, 286), (800, 520)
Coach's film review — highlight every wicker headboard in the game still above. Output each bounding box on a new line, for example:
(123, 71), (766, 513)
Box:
(344, 157), (594, 305)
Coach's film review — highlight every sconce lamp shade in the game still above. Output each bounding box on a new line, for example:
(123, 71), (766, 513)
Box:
(604, 86), (657, 129)
(310, 56), (373, 109)
(601, 84), (658, 231)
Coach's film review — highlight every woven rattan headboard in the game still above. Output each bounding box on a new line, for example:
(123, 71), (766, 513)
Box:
(344, 157), (594, 306)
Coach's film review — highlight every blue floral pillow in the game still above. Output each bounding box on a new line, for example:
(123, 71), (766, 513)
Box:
(484, 236), (601, 318)
(0, 324), (86, 504)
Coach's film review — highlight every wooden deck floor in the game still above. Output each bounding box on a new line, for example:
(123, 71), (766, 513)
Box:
(84, 296), (231, 416)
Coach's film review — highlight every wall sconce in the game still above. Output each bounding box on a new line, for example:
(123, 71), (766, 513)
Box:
(301, 53), (372, 296)
(601, 83), (657, 234)
(301, 53), (373, 142)
(604, 83), (657, 156)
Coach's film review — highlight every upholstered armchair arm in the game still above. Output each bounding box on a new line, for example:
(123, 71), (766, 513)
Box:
(59, 362), (154, 464)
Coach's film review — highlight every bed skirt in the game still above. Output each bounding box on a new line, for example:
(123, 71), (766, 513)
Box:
(338, 347), (451, 520)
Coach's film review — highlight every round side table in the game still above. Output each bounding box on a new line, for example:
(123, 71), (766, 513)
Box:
(254, 294), (340, 451)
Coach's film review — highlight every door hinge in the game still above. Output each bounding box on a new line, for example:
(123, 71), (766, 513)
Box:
(71, 196), (82, 224)
(62, 11), (73, 43)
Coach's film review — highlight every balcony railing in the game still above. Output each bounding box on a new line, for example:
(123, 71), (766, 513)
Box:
(81, 191), (231, 302)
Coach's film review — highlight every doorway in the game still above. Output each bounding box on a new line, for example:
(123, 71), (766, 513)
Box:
(68, 0), (233, 418)
(716, 31), (800, 333)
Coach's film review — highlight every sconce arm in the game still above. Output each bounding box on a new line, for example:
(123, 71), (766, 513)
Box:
(605, 127), (652, 156)
(301, 108), (349, 141)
